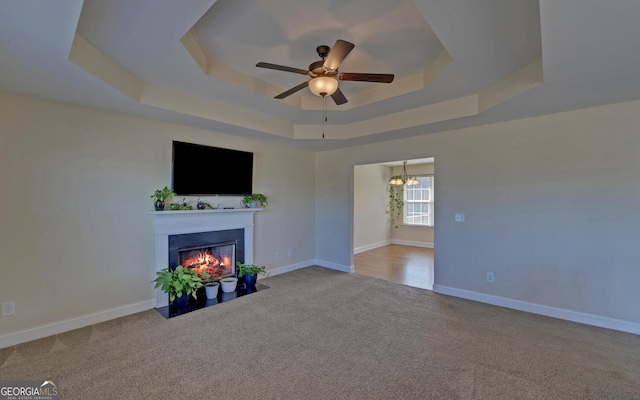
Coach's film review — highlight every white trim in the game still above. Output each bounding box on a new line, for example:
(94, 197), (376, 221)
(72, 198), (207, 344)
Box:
(0, 299), (156, 349)
(264, 259), (354, 278)
(314, 259), (355, 273)
(354, 240), (391, 254)
(391, 239), (434, 249)
(433, 285), (640, 336)
(265, 260), (315, 277)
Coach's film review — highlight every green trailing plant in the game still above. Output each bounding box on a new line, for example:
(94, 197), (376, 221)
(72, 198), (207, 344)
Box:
(170, 197), (194, 210)
(151, 186), (176, 202)
(236, 261), (267, 278)
(152, 265), (203, 302)
(196, 199), (220, 210)
(388, 178), (404, 229)
(242, 193), (268, 208)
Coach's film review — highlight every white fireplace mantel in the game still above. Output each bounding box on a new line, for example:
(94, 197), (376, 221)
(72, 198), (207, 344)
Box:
(148, 208), (260, 307)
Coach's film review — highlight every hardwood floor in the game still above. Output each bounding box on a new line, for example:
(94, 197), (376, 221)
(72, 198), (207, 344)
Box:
(354, 244), (434, 290)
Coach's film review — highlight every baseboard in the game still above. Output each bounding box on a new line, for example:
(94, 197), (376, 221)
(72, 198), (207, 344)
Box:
(265, 260), (315, 277)
(433, 285), (640, 336)
(314, 259), (355, 273)
(354, 240), (391, 254)
(263, 259), (353, 279)
(391, 239), (434, 249)
(0, 299), (156, 349)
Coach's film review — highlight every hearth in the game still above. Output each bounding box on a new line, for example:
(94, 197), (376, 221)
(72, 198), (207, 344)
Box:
(158, 229), (269, 319)
(149, 208), (260, 308)
(155, 282), (269, 319)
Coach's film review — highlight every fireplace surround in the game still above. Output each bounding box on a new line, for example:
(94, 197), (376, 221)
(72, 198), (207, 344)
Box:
(148, 209), (259, 308)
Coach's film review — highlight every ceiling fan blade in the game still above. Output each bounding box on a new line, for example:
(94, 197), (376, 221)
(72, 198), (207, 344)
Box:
(256, 62), (310, 75)
(274, 81), (309, 99)
(337, 73), (395, 83)
(330, 87), (348, 105)
(323, 40), (355, 71)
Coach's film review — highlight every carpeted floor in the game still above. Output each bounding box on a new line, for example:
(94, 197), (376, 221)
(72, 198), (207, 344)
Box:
(1, 266), (639, 399)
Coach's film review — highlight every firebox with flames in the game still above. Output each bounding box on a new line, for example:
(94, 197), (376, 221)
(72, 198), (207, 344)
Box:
(179, 243), (235, 279)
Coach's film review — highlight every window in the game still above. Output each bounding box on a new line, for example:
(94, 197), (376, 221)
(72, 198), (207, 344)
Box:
(403, 176), (434, 226)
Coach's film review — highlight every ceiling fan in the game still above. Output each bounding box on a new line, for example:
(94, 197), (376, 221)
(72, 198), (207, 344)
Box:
(256, 39), (394, 105)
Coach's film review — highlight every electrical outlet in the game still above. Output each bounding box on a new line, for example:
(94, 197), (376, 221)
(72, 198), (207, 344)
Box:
(455, 213), (465, 222)
(486, 272), (495, 283)
(287, 249), (293, 257)
(2, 301), (15, 317)
(275, 251), (280, 258)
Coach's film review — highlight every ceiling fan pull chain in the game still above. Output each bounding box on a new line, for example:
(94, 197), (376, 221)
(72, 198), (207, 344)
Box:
(322, 94), (327, 138)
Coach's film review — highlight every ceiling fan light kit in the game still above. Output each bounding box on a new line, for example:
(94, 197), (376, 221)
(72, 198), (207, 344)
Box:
(309, 76), (338, 97)
(256, 39), (394, 105)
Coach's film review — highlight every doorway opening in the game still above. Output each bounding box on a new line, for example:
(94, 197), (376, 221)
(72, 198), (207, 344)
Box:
(353, 158), (435, 289)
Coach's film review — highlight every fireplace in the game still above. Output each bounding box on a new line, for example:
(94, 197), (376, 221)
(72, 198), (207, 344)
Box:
(149, 209), (260, 308)
(169, 228), (244, 275)
(179, 242), (236, 279)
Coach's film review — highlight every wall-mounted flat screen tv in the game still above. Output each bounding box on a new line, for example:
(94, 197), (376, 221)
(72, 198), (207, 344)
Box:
(172, 141), (253, 196)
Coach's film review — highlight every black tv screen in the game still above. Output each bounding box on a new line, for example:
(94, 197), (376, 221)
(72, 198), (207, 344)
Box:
(172, 141), (253, 196)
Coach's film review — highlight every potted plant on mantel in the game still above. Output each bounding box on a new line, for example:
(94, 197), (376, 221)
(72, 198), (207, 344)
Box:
(152, 265), (203, 307)
(151, 186), (176, 211)
(242, 193), (268, 208)
(169, 197), (194, 210)
(236, 261), (267, 288)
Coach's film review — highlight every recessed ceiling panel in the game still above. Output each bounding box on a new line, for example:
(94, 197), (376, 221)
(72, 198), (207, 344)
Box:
(191, 0), (444, 95)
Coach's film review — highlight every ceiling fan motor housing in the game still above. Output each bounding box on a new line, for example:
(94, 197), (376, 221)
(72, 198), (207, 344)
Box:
(309, 60), (335, 77)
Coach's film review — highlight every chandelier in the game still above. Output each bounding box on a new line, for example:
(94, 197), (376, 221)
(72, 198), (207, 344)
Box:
(390, 161), (419, 185)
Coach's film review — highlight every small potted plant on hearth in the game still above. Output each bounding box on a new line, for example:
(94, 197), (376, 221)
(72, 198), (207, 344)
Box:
(236, 261), (267, 288)
(151, 186), (176, 211)
(199, 271), (220, 300)
(152, 265), (203, 307)
(241, 193), (268, 208)
(220, 276), (238, 293)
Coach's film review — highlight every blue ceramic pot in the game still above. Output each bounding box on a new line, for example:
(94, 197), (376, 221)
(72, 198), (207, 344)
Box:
(243, 274), (257, 288)
(172, 293), (190, 307)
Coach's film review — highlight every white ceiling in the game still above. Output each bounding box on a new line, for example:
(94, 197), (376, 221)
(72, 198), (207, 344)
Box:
(1, 0), (639, 151)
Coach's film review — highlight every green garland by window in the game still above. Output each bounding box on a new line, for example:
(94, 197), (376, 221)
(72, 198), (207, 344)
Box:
(388, 177), (404, 228)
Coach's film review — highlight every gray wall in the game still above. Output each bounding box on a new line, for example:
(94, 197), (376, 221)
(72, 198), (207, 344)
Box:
(0, 91), (316, 335)
(316, 100), (640, 324)
(2, 89), (639, 339)
(353, 163), (390, 251)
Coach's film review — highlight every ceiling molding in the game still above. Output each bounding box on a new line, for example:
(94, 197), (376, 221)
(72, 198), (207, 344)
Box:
(68, 34), (143, 101)
(180, 0), (456, 112)
(180, 29), (453, 112)
(69, 31), (542, 141)
(4, 0), (638, 151)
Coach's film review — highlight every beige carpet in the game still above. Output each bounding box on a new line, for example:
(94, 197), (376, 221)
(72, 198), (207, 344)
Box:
(1, 266), (639, 399)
